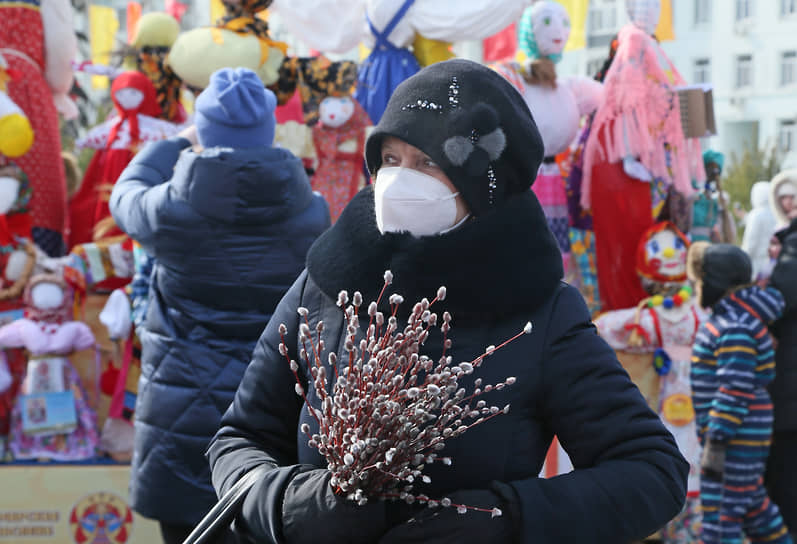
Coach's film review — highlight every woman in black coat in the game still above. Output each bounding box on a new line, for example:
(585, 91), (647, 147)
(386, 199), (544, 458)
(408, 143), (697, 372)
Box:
(766, 219), (797, 540)
(208, 59), (688, 544)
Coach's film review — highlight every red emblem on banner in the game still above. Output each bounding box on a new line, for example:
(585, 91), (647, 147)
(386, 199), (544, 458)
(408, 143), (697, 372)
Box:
(69, 492), (134, 544)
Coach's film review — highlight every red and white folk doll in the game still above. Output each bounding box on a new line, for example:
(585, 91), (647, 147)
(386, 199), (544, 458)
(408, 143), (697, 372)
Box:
(68, 71), (179, 250)
(311, 96), (371, 222)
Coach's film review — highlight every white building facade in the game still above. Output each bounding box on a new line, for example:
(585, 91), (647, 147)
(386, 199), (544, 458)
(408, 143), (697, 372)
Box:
(557, 0), (797, 163)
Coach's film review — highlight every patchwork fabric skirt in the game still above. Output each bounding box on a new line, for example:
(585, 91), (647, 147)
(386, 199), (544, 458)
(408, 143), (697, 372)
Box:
(533, 162), (571, 278)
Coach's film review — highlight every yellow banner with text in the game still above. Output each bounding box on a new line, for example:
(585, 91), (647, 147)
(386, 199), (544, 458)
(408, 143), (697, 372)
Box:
(0, 465), (160, 544)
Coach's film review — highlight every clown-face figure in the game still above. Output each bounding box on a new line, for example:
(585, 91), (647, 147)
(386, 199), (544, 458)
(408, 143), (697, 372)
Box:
(637, 221), (691, 290)
(645, 227), (688, 279)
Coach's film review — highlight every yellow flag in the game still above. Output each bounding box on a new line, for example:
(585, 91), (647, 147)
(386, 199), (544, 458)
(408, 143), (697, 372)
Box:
(89, 5), (119, 89)
(655, 0), (675, 42)
(560, 0), (588, 52)
(210, 0), (225, 24)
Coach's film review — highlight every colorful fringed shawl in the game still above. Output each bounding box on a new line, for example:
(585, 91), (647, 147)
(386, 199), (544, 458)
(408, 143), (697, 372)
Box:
(581, 24), (704, 210)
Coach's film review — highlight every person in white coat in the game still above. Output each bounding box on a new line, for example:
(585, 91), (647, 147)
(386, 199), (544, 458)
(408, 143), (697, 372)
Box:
(742, 181), (777, 282)
(771, 170), (797, 230)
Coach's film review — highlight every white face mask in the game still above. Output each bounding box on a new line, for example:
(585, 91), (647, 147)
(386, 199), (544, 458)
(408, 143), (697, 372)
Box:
(374, 167), (466, 237)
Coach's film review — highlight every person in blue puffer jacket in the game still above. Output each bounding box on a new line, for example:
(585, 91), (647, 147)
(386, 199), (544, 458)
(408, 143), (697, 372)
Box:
(109, 67), (330, 544)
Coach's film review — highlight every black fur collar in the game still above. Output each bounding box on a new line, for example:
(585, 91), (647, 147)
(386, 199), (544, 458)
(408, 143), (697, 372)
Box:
(306, 186), (563, 319)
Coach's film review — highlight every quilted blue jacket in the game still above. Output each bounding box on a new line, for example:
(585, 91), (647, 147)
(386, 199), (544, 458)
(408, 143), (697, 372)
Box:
(109, 137), (330, 525)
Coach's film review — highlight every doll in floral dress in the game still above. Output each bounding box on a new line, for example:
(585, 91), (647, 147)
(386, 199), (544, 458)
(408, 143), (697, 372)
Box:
(1, 273), (98, 461)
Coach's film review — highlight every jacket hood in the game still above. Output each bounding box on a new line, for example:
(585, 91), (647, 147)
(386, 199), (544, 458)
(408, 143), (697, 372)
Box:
(770, 169), (797, 226)
(306, 185), (563, 319)
(716, 285), (785, 324)
(750, 181), (770, 209)
(170, 146), (314, 225)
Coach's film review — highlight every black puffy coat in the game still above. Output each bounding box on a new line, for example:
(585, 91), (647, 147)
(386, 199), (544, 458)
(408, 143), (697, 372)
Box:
(109, 137), (330, 525)
(208, 188), (688, 543)
(770, 229), (797, 431)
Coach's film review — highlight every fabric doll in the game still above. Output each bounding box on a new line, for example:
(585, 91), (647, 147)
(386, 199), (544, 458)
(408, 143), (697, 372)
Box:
(581, 0), (703, 312)
(492, 1), (603, 279)
(68, 71), (180, 251)
(356, 0), (532, 123)
(311, 94), (372, 222)
(0, 0), (78, 256)
(275, 58), (359, 126)
(126, 12), (187, 124)
(596, 221), (706, 543)
(0, 273), (99, 461)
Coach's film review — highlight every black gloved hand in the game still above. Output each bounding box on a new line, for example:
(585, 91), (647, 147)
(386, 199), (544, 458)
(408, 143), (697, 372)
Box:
(700, 439), (727, 481)
(281, 468), (389, 544)
(378, 483), (519, 544)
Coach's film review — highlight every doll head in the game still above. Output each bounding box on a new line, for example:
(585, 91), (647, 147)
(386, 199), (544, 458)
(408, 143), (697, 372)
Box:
(23, 274), (74, 323)
(319, 97), (355, 129)
(111, 71), (161, 116)
(636, 221), (690, 294)
(298, 59), (358, 125)
(518, 2), (571, 63)
(625, 0), (661, 35)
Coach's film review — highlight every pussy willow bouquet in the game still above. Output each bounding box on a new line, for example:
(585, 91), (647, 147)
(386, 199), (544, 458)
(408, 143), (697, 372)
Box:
(278, 271), (531, 517)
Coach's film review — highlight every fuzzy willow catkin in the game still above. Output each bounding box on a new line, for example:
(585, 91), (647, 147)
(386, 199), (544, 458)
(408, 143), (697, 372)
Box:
(278, 271), (532, 517)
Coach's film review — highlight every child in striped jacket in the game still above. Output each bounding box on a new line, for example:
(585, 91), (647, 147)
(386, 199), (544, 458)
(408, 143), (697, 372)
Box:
(687, 242), (793, 544)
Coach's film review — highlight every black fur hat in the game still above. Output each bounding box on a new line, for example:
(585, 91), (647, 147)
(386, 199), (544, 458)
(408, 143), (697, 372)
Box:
(365, 59), (544, 217)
